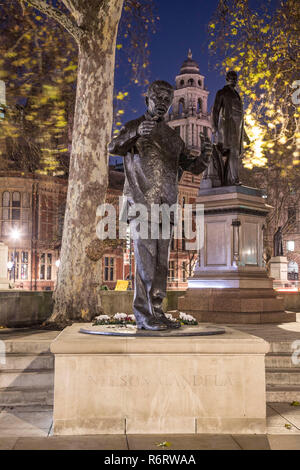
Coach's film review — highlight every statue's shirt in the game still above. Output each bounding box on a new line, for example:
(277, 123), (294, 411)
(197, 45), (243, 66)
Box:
(134, 121), (183, 207)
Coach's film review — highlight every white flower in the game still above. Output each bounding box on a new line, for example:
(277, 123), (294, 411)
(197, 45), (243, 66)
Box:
(165, 313), (176, 322)
(113, 312), (128, 321)
(127, 314), (135, 321)
(95, 314), (110, 321)
(179, 311), (196, 323)
(185, 314), (196, 322)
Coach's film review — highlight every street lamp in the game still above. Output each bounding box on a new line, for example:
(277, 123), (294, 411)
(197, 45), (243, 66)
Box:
(10, 228), (21, 283)
(7, 261), (13, 270)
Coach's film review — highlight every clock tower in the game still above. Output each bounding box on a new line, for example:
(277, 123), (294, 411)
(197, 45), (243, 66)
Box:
(167, 49), (212, 151)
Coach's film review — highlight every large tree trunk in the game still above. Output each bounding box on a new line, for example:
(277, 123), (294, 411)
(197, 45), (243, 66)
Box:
(51, 1), (124, 322)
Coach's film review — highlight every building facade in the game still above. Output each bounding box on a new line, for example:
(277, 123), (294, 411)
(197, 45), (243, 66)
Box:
(0, 171), (66, 290)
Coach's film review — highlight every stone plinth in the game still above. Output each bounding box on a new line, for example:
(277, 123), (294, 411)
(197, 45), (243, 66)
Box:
(0, 242), (9, 289)
(178, 186), (295, 323)
(51, 323), (269, 435)
(269, 256), (288, 282)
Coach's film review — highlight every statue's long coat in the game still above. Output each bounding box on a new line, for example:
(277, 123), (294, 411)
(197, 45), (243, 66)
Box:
(212, 85), (245, 156)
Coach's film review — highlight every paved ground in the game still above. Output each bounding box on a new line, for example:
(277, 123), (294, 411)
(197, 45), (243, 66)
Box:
(229, 316), (300, 343)
(0, 403), (299, 449)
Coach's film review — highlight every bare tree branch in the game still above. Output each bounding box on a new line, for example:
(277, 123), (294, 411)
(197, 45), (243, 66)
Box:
(24, 0), (85, 43)
(61, 0), (84, 25)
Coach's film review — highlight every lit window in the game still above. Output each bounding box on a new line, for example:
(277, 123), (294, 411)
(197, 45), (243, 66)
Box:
(21, 251), (29, 280)
(8, 250), (28, 281)
(1, 191), (30, 235)
(168, 261), (175, 281)
(104, 257), (114, 281)
(286, 240), (295, 252)
(40, 252), (52, 280)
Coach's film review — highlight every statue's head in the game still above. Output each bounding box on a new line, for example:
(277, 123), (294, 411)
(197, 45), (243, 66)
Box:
(226, 70), (238, 87)
(146, 80), (174, 118)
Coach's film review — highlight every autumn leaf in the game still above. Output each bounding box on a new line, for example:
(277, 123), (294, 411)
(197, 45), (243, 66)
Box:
(156, 441), (172, 448)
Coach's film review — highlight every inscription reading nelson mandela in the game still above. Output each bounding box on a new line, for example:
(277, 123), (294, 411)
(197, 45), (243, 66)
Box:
(89, 374), (234, 388)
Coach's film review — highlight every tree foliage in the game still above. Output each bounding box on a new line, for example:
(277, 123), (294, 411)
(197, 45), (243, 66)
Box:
(0, 0), (158, 173)
(0, 1), (77, 174)
(209, 0), (300, 178)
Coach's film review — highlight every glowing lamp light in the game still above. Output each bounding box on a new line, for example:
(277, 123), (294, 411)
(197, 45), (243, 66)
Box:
(11, 229), (21, 241)
(7, 261), (13, 270)
(55, 259), (61, 268)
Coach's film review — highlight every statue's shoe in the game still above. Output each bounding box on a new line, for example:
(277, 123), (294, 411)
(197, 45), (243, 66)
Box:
(153, 310), (181, 329)
(136, 316), (168, 331)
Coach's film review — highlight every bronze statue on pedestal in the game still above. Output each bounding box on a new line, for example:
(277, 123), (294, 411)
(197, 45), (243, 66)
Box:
(202, 70), (250, 188)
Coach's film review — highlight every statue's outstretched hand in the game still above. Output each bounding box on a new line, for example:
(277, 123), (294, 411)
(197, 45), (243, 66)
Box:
(200, 133), (213, 166)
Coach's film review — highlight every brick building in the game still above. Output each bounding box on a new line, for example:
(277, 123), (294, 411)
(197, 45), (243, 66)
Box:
(0, 171), (66, 290)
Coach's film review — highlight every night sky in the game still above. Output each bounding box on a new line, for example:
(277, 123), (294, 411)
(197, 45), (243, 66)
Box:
(111, 0), (226, 164)
(114, 0), (223, 123)
(113, 0), (276, 121)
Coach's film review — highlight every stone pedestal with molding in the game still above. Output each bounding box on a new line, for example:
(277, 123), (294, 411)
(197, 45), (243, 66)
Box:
(269, 256), (288, 282)
(0, 242), (9, 289)
(178, 186), (295, 323)
(51, 323), (269, 435)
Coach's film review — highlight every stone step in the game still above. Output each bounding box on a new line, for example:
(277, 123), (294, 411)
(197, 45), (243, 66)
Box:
(265, 353), (299, 368)
(2, 341), (52, 355)
(0, 387), (53, 406)
(0, 353), (54, 371)
(266, 368), (300, 385)
(266, 385), (300, 403)
(0, 369), (54, 389)
(268, 342), (297, 354)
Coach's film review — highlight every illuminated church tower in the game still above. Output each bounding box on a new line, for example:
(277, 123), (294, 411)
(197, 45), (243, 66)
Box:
(167, 49), (212, 151)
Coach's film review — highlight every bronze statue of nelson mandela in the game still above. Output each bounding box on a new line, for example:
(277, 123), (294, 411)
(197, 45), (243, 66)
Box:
(108, 80), (212, 330)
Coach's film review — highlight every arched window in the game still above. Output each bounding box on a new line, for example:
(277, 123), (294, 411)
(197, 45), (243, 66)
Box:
(288, 261), (299, 280)
(197, 98), (202, 113)
(188, 78), (194, 87)
(198, 79), (202, 87)
(180, 79), (184, 87)
(178, 98), (185, 115)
